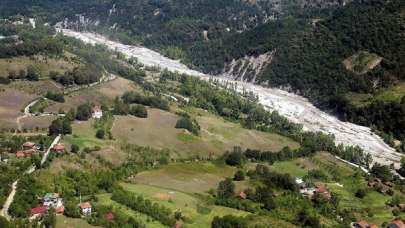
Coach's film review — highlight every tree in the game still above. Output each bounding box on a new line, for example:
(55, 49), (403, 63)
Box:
(217, 178), (235, 199)
(225, 147), (246, 167)
(96, 129), (105, 139)
(43, 208), (56, 228)
(76, 103), (93, 121)
(212, 215), (247, 228)
(71, 144), (80, 153)
(26, 65), (39, 81)
(130, 104), (148, 118)
(49, 117), (71, 135)
(233, 170), (245, 181)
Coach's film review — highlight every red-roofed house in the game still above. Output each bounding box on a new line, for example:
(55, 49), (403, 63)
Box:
(238, 191), (247, 200)
(31, 206), (48, 215)
(351, 220), (378, 228)
(23, 142), (36, 150)
(104, 212), (114, 221)
(79, 202), (92, 216)
(16, 151), (25, 158)
(389, 219), (405, 228)
(313, 185), (331, 200)
(52, 143), (65, 153)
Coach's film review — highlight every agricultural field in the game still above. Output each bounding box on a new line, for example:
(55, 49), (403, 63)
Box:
(0, 54), (78, 78)
(347, 81), (405, 107)
(56, 215), (98, 228)
(269, 152), (401, 225)
(0, 88), (38, 129)
(46, 77), (140, 113)
(118, 182), (250, 228)
(20, 115), (57, 130)
(133, 162), (239, 194)
(112, 108), (299, 158)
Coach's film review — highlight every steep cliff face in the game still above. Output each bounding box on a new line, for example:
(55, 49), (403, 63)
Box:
(222, 51), (274, 82)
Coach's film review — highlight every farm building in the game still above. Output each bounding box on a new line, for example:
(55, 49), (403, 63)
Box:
(92, 106), (103, 119)
(389, 219), (405, 228)
(79, 202), (92, 216)
(52, 143), (65, 153)
(351, 220), (377, 228)
(22, 141), (36, 150)
(30, 206), (48, 216)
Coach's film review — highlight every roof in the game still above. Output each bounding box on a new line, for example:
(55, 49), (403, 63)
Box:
(239, 191), (247, 199)
(31, 206), (48, 215)
(390, 220), (405, 228)
(104, 212), (114, 221)
(55, 205), (65, 214)
(79, 202), (92, 209)
(92, 106), (102, 112)
(354, 220), (369, 228)
(23, 142), (35, 147)
(369, 225), (378, 228)
(315, 186), (327, 193)
(44, 193), (59, 199)
(16, 151), (25, 158)
(52, 143), (65, 151)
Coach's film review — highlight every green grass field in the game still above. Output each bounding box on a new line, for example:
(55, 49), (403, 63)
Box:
(119, 182), (250, 228)
(112, 108), (299, 159)
(133, 162), (237, 194)
(56, 215), (98, 228)
(268, 152), (400, 225)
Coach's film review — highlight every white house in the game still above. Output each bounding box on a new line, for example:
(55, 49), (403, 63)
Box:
(92, 106), (103, 119)
(79, 202), (92, 216)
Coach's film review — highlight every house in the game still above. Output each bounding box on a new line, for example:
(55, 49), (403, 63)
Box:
(92, 106), (103, 119)
(16, 151), (26, 158)
(52, 143), (65, 153)
(389, 219), (405, 228)
(79, 202), (92, 216)
(351, 220), (378, 228)
(22, 141), (36, 150)
(31, 206), (48, 216)
(104, 212), (115, 221)
(55, 205), (65, 214)
(238, 191), (247, 200)
(43, 193), (63, 208)
(313, 185), (331, 200)
(295, 177), (307, 189)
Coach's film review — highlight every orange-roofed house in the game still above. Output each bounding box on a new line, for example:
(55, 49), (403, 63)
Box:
(55, 205), (65, 214)
(389, 219), (405, 228)
(31, 206), (48, 216)
(52, 143), (65, 153)
(79, 202), (92, 216)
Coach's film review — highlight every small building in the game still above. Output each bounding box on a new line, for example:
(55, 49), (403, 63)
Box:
(104, 212), (115, 221)
(16, 151), (26, 158)
(23, 142), (36, 150)
(389, 219), (405, 228)
(31, 206), (48, 216)
(52, 143), (65, 153)
(43, 193), (62, 208)
(238, 191), (247, 200)
(55, 205), (65, 214)
(313, 185), (331, 200)
(351, 220), (378, 228)
(92, 106), (103, 119)
(79, 202), (92, 216)
(295, 177), (306, 189)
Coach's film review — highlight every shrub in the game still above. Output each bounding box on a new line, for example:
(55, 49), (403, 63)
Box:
(233, 170), (245, 181)
(130, 104), (148, 118)
(96, 129), (105, 139)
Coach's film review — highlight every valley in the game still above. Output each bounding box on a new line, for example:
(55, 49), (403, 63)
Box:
(60, 29), (401, 168)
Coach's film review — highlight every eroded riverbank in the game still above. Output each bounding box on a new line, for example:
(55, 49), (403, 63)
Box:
(60, 29), (402, 168)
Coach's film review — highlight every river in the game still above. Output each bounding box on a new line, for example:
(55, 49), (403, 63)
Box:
(60, 29), (403, 168)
